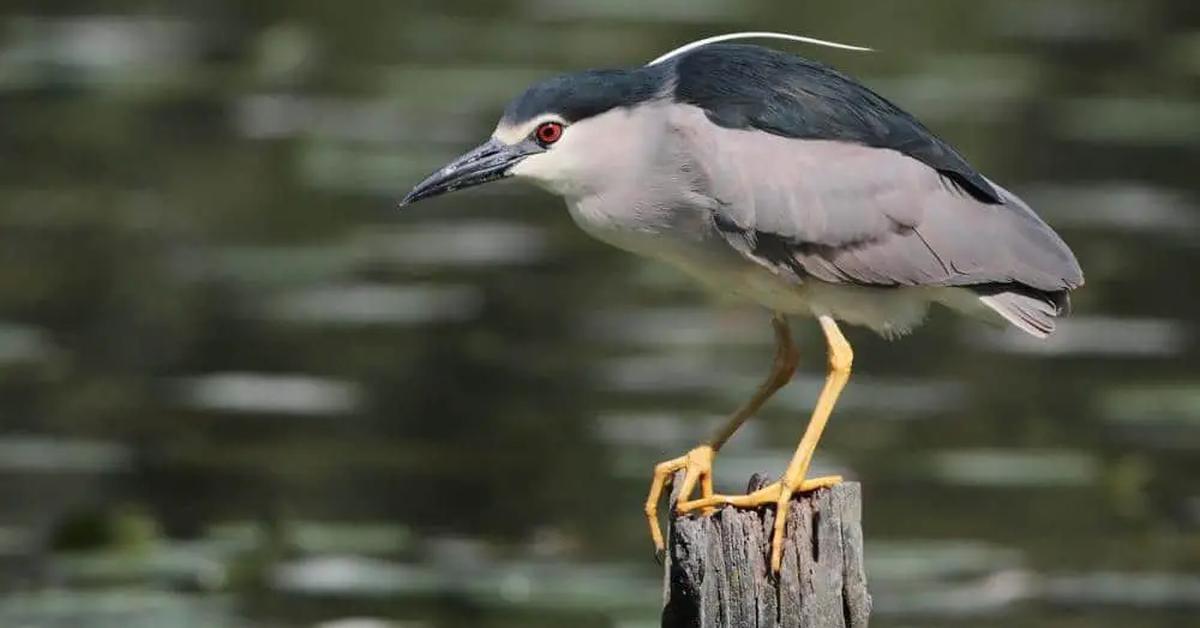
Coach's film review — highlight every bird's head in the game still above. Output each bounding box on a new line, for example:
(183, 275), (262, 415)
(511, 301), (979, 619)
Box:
(400, 67), (665, 206)
(400, 33), (875, 207)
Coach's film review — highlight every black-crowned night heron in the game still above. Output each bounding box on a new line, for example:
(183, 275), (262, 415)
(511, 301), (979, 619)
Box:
(401, 33), (1083, 573)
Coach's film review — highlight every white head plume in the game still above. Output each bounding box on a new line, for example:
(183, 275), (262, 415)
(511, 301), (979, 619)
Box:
(647, 31), (873, 66)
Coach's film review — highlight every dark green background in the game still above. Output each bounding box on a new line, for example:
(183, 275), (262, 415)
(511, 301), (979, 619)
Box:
(0, 1), (1197, 626)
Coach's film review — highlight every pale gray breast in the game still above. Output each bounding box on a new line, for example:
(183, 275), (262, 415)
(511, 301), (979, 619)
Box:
(562, 105), (737, 268)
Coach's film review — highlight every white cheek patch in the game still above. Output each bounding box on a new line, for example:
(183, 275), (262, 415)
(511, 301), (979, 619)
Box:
(509, 153), (559, 181)
(510, 151), (583, 197)
(505, 109), (634, 197)
(492, 122), (533, 145)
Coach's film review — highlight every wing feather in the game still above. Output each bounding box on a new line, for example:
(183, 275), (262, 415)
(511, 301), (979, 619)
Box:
(671, 44), (1002, 204)
(683, 111), (1083, 294)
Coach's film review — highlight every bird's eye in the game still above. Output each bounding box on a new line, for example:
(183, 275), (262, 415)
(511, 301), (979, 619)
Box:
(534, 121), (563, 146)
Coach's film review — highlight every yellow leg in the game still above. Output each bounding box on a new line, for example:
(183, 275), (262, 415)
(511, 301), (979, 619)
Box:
(644, 313), (800, 558)
(674, 315), (853, 573)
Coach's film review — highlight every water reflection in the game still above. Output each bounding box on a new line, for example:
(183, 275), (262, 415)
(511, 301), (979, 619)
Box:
(0, 2), (1197, 627)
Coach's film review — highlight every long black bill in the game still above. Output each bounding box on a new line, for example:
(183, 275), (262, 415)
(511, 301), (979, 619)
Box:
(400, 138), (533, 206)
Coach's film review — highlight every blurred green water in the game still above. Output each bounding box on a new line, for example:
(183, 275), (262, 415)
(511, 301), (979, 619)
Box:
(0, 1), (1198, 627)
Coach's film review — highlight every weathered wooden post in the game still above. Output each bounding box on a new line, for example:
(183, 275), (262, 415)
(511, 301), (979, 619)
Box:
(662, 473), (871, 628)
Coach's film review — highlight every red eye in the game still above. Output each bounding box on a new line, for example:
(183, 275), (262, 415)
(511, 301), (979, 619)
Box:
(535, 121), (563, 145)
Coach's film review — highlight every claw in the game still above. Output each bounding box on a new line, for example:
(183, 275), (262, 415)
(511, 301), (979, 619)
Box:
(644, 445), (715, 557)
(672, 445), (714, 513)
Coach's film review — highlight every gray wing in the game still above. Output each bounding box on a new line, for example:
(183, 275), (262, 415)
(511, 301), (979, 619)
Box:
(671, 44), (1002, 204)
(687, 120), (1083, 295)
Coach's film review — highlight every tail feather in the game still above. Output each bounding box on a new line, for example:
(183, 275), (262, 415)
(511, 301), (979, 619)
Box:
(977, 288), (1069, 338)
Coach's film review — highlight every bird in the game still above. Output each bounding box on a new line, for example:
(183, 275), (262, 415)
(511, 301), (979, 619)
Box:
(400, 33), (1083, 573)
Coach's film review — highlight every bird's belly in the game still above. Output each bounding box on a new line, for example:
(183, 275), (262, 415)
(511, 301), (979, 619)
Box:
(571, 214), (795, 303)
(723, 268), (936, 337)
(652, 249), (938, 337)
(705, 264), (812, 311)
(565, 198), (933, 335)
(602, 226), (816, 312)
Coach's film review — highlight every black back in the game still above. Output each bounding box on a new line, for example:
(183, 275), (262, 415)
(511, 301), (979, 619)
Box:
(670, 44), (1001, 204)
(501, 44), (999, 204)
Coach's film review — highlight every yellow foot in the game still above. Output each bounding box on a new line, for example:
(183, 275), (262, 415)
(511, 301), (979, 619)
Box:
(643, 445), (715, 559)
(681, 475), (843, 573)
